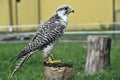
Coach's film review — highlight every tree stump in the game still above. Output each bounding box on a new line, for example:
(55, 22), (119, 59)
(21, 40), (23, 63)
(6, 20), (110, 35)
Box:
(43, 62), (73, 80)
(85, 35), (111, 74)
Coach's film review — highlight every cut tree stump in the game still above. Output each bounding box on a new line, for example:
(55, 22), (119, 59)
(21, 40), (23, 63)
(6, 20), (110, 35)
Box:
(43, 62), (73, 80)
(85, 35), (111, 74)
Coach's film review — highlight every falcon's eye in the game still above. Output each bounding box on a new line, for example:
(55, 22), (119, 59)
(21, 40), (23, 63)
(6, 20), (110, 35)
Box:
(64, 7), (68, 10)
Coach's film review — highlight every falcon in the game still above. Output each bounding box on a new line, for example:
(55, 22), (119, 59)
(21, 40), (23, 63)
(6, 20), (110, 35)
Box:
(10, 5), (74, 76)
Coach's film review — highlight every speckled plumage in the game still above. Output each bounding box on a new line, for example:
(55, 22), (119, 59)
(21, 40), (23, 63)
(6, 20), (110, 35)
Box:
(10, 5), (74, 77)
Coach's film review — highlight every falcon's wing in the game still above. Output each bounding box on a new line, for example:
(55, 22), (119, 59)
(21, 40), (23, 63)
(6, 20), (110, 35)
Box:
(10, 20), (65, 61)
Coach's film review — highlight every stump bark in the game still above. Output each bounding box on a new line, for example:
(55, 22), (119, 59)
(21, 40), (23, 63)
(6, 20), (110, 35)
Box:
(43, 62), (73, 80)
(85, 35), (111, 73)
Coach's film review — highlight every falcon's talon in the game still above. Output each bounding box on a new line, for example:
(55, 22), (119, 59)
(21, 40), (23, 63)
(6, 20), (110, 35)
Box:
(47, 57), (62, 63)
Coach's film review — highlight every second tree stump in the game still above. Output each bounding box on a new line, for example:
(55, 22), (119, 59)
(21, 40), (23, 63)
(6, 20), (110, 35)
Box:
(85, 35), (111, 74)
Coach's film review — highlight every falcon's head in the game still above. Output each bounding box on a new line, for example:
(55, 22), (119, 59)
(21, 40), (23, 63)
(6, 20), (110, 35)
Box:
(56, 5), (74, 16)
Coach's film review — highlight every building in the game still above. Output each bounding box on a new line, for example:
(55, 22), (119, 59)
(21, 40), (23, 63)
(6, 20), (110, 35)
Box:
(0, 0), (120, 32)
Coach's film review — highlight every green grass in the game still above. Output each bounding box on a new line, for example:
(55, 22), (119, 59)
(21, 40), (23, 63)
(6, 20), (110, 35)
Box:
(0, 41), (120, 80)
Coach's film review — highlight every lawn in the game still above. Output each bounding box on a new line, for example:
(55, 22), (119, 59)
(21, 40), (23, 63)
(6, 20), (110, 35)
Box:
(0, 41), (120, 80)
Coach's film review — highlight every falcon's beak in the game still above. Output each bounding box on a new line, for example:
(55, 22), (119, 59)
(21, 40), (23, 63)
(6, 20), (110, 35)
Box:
(71, 9), (74, 13)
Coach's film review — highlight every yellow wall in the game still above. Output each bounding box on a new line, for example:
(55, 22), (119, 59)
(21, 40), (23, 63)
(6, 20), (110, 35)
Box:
(17, 0), (39, 25)
(40, 0), (113, 30)
(116, 0), (120, 10)
(0, 0), (10, 26)
(0, 0), (39, 32)
(116, 0), (120, 22)
(41, 0), (113, 23)
(0, 0), (119, 31)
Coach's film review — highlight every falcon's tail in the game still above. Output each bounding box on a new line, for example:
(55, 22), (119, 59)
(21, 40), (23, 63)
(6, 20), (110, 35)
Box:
(11, 53), (32, 77)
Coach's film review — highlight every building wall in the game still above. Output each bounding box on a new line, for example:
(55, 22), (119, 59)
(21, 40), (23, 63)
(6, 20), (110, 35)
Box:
(0, 0), (118, 31)
(116, 0), (120, 22)
(40, 0), (113, 23)
(40, 0), (113, 30)
(17, 0), (39, 25)
(0, 0), (39, 32)
(0, 0), (10, 26)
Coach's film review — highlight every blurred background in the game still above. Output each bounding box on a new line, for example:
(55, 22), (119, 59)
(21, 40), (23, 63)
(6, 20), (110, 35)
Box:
(0, 0), (120, 80)
(0, 0), (120, 41)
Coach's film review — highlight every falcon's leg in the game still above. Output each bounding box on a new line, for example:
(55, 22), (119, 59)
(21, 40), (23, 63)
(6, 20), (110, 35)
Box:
(42, 43), (62, 63)
(47, 55), (62, 63)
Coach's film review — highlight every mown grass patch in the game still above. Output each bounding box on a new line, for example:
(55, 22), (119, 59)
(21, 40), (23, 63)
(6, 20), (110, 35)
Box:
(0, 41), (120, 80)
